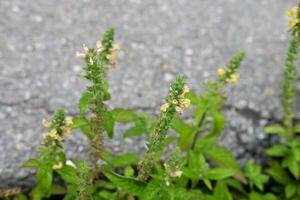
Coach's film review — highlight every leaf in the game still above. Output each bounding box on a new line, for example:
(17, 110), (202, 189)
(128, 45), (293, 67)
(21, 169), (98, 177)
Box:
(56, 165), (79, 184)
(282, 150), (299, 179)
(50, 184), (66, 195)
(110, 153), (140, 167)
(249, 192), (277, 200)
(33, 164), (53, 198)
(63, 185), (77, 200)
(264, 124), (287, 137)
(205, 168), (235, 180)
(245, 162), (269, 192)
(225, 179), (247, 194)
(71, 116), (89, 129)
(23, 159), (39, 168)
(204, 147), (245, 183)
(16, 194), (28, 200)
(203, 178), (212, 190)
(110, 108), (138, 122)
(104, 111), (115, 139)
(266, 144), (288, 157)
(79, 92), (93, 114)
(123, 121), (146, 138)
(285, 184), (297, 199)
(267, 161), (293, 184)
(183, 150), (207, 181)
(211, 111), (225, 135)
(103, 170), (146, 196)
(213, 181), (232, 200)
(171, 116), (197, 150)
(293, 122), (300, 133)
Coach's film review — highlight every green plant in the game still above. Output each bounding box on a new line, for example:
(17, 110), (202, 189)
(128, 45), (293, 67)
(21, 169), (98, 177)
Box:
(10, 2), (300, 200)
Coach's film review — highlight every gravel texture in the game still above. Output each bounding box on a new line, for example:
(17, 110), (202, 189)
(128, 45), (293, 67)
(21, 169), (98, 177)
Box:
(0, 0), (296, 187)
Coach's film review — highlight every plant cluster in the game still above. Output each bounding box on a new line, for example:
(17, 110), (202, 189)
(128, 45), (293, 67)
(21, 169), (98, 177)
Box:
(3, 2), (300, 200)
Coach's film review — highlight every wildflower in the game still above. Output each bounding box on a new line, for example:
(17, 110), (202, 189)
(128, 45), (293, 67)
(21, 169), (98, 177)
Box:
(217, 67), (226, 77)
(66, 116), (73, 126)
(228, 73), (239, 84)
(48, 129), (58, 138)
(288, 19), (299, 27)
(175, 106), (184, 114)
(172, 99), (178, 105)
(181, 98), (191, 108)
(107, 43), (121, 66)
(61, 127), (72, 138)
(83, 44), (89, 53)
(89, 57), (94, 65)
(183, 85), (190, 95)
(42, 119), (52, 128)
(170, 170), (183, 178)
(160, 103), (169, 112)
(76, 51), (85, 58)
(52, 162), (63, 170)
(288, 7), (298, 18)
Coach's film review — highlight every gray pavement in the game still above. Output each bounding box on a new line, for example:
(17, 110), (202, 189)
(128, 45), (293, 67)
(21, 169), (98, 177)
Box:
(0, 0), (296, 187)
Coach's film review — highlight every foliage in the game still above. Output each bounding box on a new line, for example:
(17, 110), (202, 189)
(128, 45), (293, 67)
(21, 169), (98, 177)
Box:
(6, 2), (300, 199)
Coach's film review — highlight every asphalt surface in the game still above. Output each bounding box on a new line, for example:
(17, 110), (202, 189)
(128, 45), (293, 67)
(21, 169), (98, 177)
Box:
(0, 0), (296, 187)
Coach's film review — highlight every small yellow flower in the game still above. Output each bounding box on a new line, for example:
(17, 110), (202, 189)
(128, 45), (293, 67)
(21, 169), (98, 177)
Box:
(96, 40), (104, 52)
(217, 67), (226, 77)
(83, 44), (89, 53)
(48, 129), (58, 138)
(76, 51), (85, 58)
(182, 98), (191, 108)
(89, 57), (94, 65)
(175, 106), (184, 114)
(288, 19), (299, 27)
(172, 99), (178, 105)
(183, 85), (190, 95)
(52, 162), (63, 170)
(228, 73), (239, 84)
(42, 119), (52, 128)
(66, 117), (73, 126)
(170, 170), (183, 178)
(288, 7), (298, 18)
(160, 103), (169, 112)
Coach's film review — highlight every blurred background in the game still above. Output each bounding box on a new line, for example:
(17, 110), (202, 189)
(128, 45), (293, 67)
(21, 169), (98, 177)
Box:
(0, 0), (296, 186)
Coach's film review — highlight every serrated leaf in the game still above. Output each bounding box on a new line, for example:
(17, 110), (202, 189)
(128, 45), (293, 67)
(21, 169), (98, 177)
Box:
(56, 165), (79, 184)
(264, 124), (287, 137)
(104, 111), (115, 139)
(79, 92), (93, 114)
(211, 111), (225, 135)
(110, 153), (139, 167)
(71, 116), (89, 129)
(213, 181), (232, 200)
(205, 168), (235, 180)
(33, 164), (53, 199)
(171, 116), (197, 150)
(123, 122), (146, 138)
(266, 144), (288, 157)
(245, 162), (269, 192)
(285, 184), (297, 199)
(103, 170), (146, 196)
(110, 108), (138, 122)
(23, 159), (39, 168)
(267, 161), (293, 184)
(282, 150), (299, 179)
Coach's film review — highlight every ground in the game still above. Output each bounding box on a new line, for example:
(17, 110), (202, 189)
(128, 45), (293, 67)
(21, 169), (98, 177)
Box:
(0, 0), (296, 187)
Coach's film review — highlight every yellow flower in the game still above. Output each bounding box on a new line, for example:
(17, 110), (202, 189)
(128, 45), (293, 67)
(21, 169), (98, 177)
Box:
(66, 117), (73, 126)
(182, 98), (191, 108)
(160, 103), (169, 112)
(217, 67), (226, 77)
(183, 85), (190, 95)
(288, 7), (298, 18)
(42, 119), (52, 128)
(107, 43), (121, 66)
(48, 129), (58, 138)
(172, 99), (178, 105)
(52, 162), (63, 170)
(96, 40), (104, 52)
(228, 73), (240, 84)
(175, 106), (183, 114)
(288, 19), (299, 27)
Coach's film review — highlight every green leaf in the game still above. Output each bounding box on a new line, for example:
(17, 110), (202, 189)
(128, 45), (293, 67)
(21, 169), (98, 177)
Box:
(205, 168), (235, 180)
(266, 144), (288, 157)
(282, 150), (299, 179)
(249, 192), (277, 200)
(183, 151), (207, 181)
(33, 164), (53, 198)
(171, 116), (197, 150)
(50, 184), (66, 195)
(203, 178), (212, 190)
(71, 116), (89, 129)
(211, 111), (225, 135)
(23, 159), (39, 168)
(16, 194), (28, 200)
(79, 92), (93, 114)
(63, 185), (77, 200)
(285, 184), (297, 199)
(123, 121), (146, 138)
(225, 179), (247, 194)
(56, 165), (79, 184)
(110, 108), (138, 122)
(103, 170), (146, 196)
(213, 181), (232, 200)
(264, 124), (287, 137)
(110, 153), (140, 167)
(204, 147), (245, 183)
(267, 161), (293, 184)
(245, 162), (269, 192)
(293, 122), (300, 133)
(104, 111), (115, 139)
